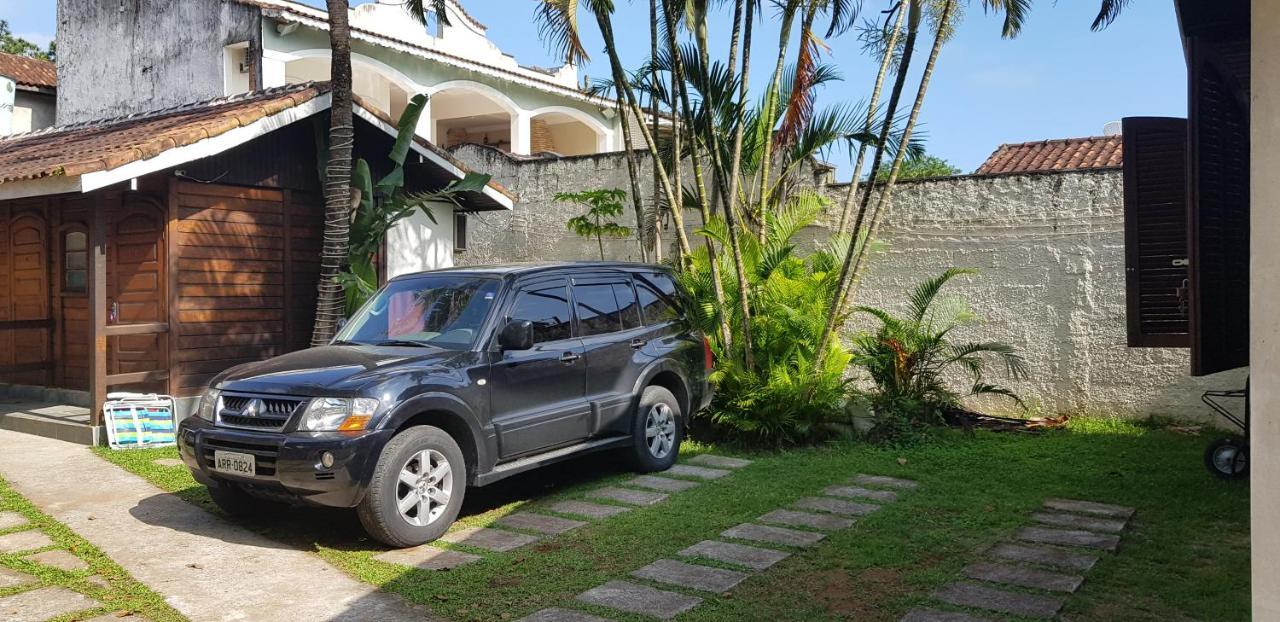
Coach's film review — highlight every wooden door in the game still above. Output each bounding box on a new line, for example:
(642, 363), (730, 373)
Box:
(107, 196), (167, 387)
(0, 205), (52, 385)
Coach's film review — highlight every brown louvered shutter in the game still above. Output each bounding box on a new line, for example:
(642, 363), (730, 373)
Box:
(1188, 46), (1250, 376)
(1123, 117), (1190, 348)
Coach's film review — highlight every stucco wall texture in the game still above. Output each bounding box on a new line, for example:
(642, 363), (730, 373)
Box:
(450, 145), (1247, 423)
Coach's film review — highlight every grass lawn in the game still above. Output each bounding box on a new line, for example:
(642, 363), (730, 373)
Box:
(95, 417), (1248, 621)
(0, 476), (186, 622)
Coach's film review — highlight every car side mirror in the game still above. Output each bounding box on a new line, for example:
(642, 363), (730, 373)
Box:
(497, 320), (534, 351)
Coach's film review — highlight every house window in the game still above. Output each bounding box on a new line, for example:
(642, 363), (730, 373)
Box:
(454, 213), (468, 252)
(64, 230), (88, 294)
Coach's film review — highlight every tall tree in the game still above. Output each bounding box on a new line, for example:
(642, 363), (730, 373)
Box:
(0, 20), (55, 61)
(752, 0), (802, 229)
(311, 0), (447, 345)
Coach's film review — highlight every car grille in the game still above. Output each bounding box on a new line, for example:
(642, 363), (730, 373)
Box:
(216, 393), (307, 431)
(202, 437), (280, 478)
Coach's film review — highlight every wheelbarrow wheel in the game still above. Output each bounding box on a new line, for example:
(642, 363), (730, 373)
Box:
(1204, 437), (1249, 480)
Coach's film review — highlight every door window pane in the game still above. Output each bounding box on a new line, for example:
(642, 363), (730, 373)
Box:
(613, 282), (641, 330)
(637, 282), (677, 325)
(64, 230), (87, 294)
(575, 283), (623, 336)
(509, 285), (573, 344)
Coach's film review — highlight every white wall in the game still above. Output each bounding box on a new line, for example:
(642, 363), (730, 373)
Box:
(385, 203), (455, 278)
(1252, 1), (1280, 618)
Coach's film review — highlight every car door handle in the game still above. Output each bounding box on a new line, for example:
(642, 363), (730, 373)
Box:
(559, 352), (581, 364)
(629, 339), (648, 350)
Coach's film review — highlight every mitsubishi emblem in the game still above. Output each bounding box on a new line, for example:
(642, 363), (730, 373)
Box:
(242, 398), (266, 418)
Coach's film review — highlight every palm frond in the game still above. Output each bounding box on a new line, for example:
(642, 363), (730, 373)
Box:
(906, 267), (976, 324)
(1090, 0), (1131, 31)
(535, 0), (589, 65)
(981, 0), (1029, 38)
(403, 0), (451, 27)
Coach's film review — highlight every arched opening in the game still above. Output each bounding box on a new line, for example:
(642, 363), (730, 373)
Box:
(429, 84), (519, 153)
(529, 110), (605, 156)
(283, 55), (421, 121)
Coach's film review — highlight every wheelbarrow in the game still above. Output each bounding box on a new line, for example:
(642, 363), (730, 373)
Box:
(1202, 377), (1248, 480)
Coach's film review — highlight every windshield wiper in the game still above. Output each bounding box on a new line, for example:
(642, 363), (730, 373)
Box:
(331, 340), (368, 346)
(374, 339), (434, 348)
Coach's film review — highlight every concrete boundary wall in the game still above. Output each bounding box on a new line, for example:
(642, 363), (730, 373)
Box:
(450, 145), (1246, 422)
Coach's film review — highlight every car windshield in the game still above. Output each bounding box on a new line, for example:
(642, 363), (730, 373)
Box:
(335, 275), (501, 349)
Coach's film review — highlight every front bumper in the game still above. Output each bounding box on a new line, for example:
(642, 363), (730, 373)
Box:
(178, 417), (393, 508)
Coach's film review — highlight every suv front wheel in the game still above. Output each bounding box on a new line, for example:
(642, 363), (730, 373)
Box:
(629, 385), (682, 472)
(357, 425), (466, 547)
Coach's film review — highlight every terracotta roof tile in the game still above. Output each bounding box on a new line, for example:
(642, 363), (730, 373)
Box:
(0, 83), (327, 184)
(975, 135), (1123, 175)
(0, 51), (56, 89)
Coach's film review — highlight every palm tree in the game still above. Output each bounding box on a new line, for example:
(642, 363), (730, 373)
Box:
(1091, 0), (1130, 30)
(311, 0), (448, 346)
(752, 0), (802, 230)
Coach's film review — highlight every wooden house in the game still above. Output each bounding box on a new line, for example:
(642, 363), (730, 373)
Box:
(0, 82), (512, 443)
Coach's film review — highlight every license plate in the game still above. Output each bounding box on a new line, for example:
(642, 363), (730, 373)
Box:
(213, 450), (255, 476)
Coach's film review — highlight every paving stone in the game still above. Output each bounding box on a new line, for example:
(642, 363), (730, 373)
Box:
(441, 527), (539, 552)
(0, 586), (101, 622)
(517, 607), (614, 622)
(82, 614), (146, 622)
(793, 496), (881, 517)
(677, 540), (791, 570)
(1043, 498), (1135, 519)
(758, 509), (855, 531)
(25, 549), (90, 572)
(0, 511), (28, 530)
(852, 474), (919, 490)
(665, 464), (731, 480)
(932, 582), (1064, 619)
(0, 566), (35, 589)
(152, 458), (185, 467)
(549, 500), (633, 519)
(374, 545), (482, 570)
(586, 487), (668, 506)
(626, 475), (700, 493)
(901, 608), (995, 622)
(688, 455), (752, 469)
(495, 512), (588, 535)
(823, 485), (898, 503)
(986, 542), (1099, 572)
(1017, 526), (1120, 551)
(721, 523), (825, 548)
(576, 580), (702, 620)
(1031, 511), (1127, 534)
(631, 558), (750, 593)
(84, 575), (111, 590)
(963, 561), (1084, 593)
(0, 529), (53, 553)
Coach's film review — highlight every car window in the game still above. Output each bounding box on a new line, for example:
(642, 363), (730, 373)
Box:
(636, 273), (680, 325)
(575, 283), (624, 337)
(336, 276), (499, 349)
(509, 284), (573, 344)
(614, 281), (641, 330)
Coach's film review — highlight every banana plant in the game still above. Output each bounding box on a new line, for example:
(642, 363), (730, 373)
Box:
(338, 93), (491, 314)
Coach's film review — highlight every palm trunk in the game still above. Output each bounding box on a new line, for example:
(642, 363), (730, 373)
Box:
(593, 7), (693, 261)
(835, 1), (906, 235)
(663, 0), (734, 351)
(812, 0), (952, 372)
(845, 0), (955, 302)
(615, 88), (649, 262)
(753, 0), (801, 239)
(649, 0), (664, 261)
(312, 0), (355, 346)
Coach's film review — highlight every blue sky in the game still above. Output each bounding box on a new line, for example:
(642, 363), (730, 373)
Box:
(0, 0), (1186, 175)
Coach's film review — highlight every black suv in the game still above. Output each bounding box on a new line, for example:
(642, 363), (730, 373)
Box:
(178, 262), (711, 547)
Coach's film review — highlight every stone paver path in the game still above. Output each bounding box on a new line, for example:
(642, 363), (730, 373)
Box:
(687, 454), (752, 469)
(549, 500), (632, 519)
(853, 474), (919, 490)
(495, 512), (587, 535)
(626, 475), (699, 492)
(0, 566), (35, 589)
(442, 527), (540, 552)
(0, 586), (101, 622)
(665, 464), (731, 480)
(551, 472), (918, 621)
(0, 429), (433, 622)
(0, 529), (53, 553)
(0, 510), (28, 530)
(517, 608), (614, 622)
(24, 548), (90, 572)
(586, 487), (667, 507)
(373, 545), (481, 571)
(902, 608), (994, 622)
(576, 580), (702, 620)
(631, 558), (749, 593)
(909, 497), (1135, 621)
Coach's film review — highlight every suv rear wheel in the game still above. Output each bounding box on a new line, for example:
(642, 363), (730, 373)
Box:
(357, 425), (466, 548)
(628, 385), (682, 472)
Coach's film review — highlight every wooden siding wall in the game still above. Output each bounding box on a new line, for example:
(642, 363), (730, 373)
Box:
(172, 181), (321, 396)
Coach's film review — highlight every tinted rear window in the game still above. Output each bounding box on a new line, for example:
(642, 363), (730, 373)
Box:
(575, 283), (624, 336)
(636, 272), (680, 325)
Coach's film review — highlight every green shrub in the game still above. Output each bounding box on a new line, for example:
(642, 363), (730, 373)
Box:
(851, 268), (1029, 443)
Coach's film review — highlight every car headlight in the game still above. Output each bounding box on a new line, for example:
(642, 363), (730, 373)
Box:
(299, 397), (380, 432)
(195, 389), (220, 421)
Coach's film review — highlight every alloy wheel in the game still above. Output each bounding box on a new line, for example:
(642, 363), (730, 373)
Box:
(396, 449), (452, 527)
(645, 403), (677, 459)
